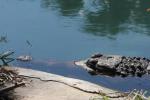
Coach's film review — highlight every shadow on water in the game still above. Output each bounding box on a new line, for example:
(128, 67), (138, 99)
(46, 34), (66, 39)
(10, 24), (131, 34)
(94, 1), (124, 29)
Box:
(13, 60), (150, 94)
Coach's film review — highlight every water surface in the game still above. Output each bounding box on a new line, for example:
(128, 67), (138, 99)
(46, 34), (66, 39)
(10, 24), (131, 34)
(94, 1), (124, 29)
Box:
(1, 0), (150, 60)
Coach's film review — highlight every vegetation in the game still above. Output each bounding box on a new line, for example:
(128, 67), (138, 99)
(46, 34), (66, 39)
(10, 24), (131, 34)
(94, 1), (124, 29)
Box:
(89, 89), (150, 100)
(0, 67), (25, 100)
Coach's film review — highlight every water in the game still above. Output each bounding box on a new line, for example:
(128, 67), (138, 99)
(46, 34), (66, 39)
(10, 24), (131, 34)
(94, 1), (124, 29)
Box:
(1, 0), (150, 93)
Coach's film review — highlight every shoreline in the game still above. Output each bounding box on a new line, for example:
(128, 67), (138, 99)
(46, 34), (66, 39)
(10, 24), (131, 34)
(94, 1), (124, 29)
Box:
(1, 66), (128, 100)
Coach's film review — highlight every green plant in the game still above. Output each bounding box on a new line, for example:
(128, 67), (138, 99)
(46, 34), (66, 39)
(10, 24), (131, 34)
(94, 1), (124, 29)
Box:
(102, 96), (109, 100)
(134, 95), (143, 100)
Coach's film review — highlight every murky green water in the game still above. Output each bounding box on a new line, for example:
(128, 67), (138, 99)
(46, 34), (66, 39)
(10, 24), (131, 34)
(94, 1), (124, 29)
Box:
(1, 0), (150, 93)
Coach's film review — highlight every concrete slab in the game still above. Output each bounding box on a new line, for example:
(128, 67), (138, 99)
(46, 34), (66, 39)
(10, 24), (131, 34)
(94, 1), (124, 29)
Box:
(9, 67), (127, 100)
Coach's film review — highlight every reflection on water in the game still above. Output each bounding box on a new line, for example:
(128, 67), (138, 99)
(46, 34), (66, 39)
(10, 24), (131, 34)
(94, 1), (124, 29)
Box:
(40, 0), (150, 38)
(83, 0), (150, 38)
(0, 34), (7, 43)
(41, 0), (83, 16)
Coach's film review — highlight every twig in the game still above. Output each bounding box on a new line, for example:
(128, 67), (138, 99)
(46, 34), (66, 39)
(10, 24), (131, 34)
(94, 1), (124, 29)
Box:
(0, 83), (25, 94)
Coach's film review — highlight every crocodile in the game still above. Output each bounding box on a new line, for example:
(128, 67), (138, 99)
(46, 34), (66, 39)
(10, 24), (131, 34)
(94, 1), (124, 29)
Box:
(75, 53), (150, 77)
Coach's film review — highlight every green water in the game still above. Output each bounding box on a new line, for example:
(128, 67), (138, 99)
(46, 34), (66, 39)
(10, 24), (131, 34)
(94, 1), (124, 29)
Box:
(0, 0), (150, 61)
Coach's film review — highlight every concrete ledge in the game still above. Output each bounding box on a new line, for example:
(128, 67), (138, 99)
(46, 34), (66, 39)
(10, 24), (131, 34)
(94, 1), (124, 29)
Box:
(10, 67), (127, 100)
